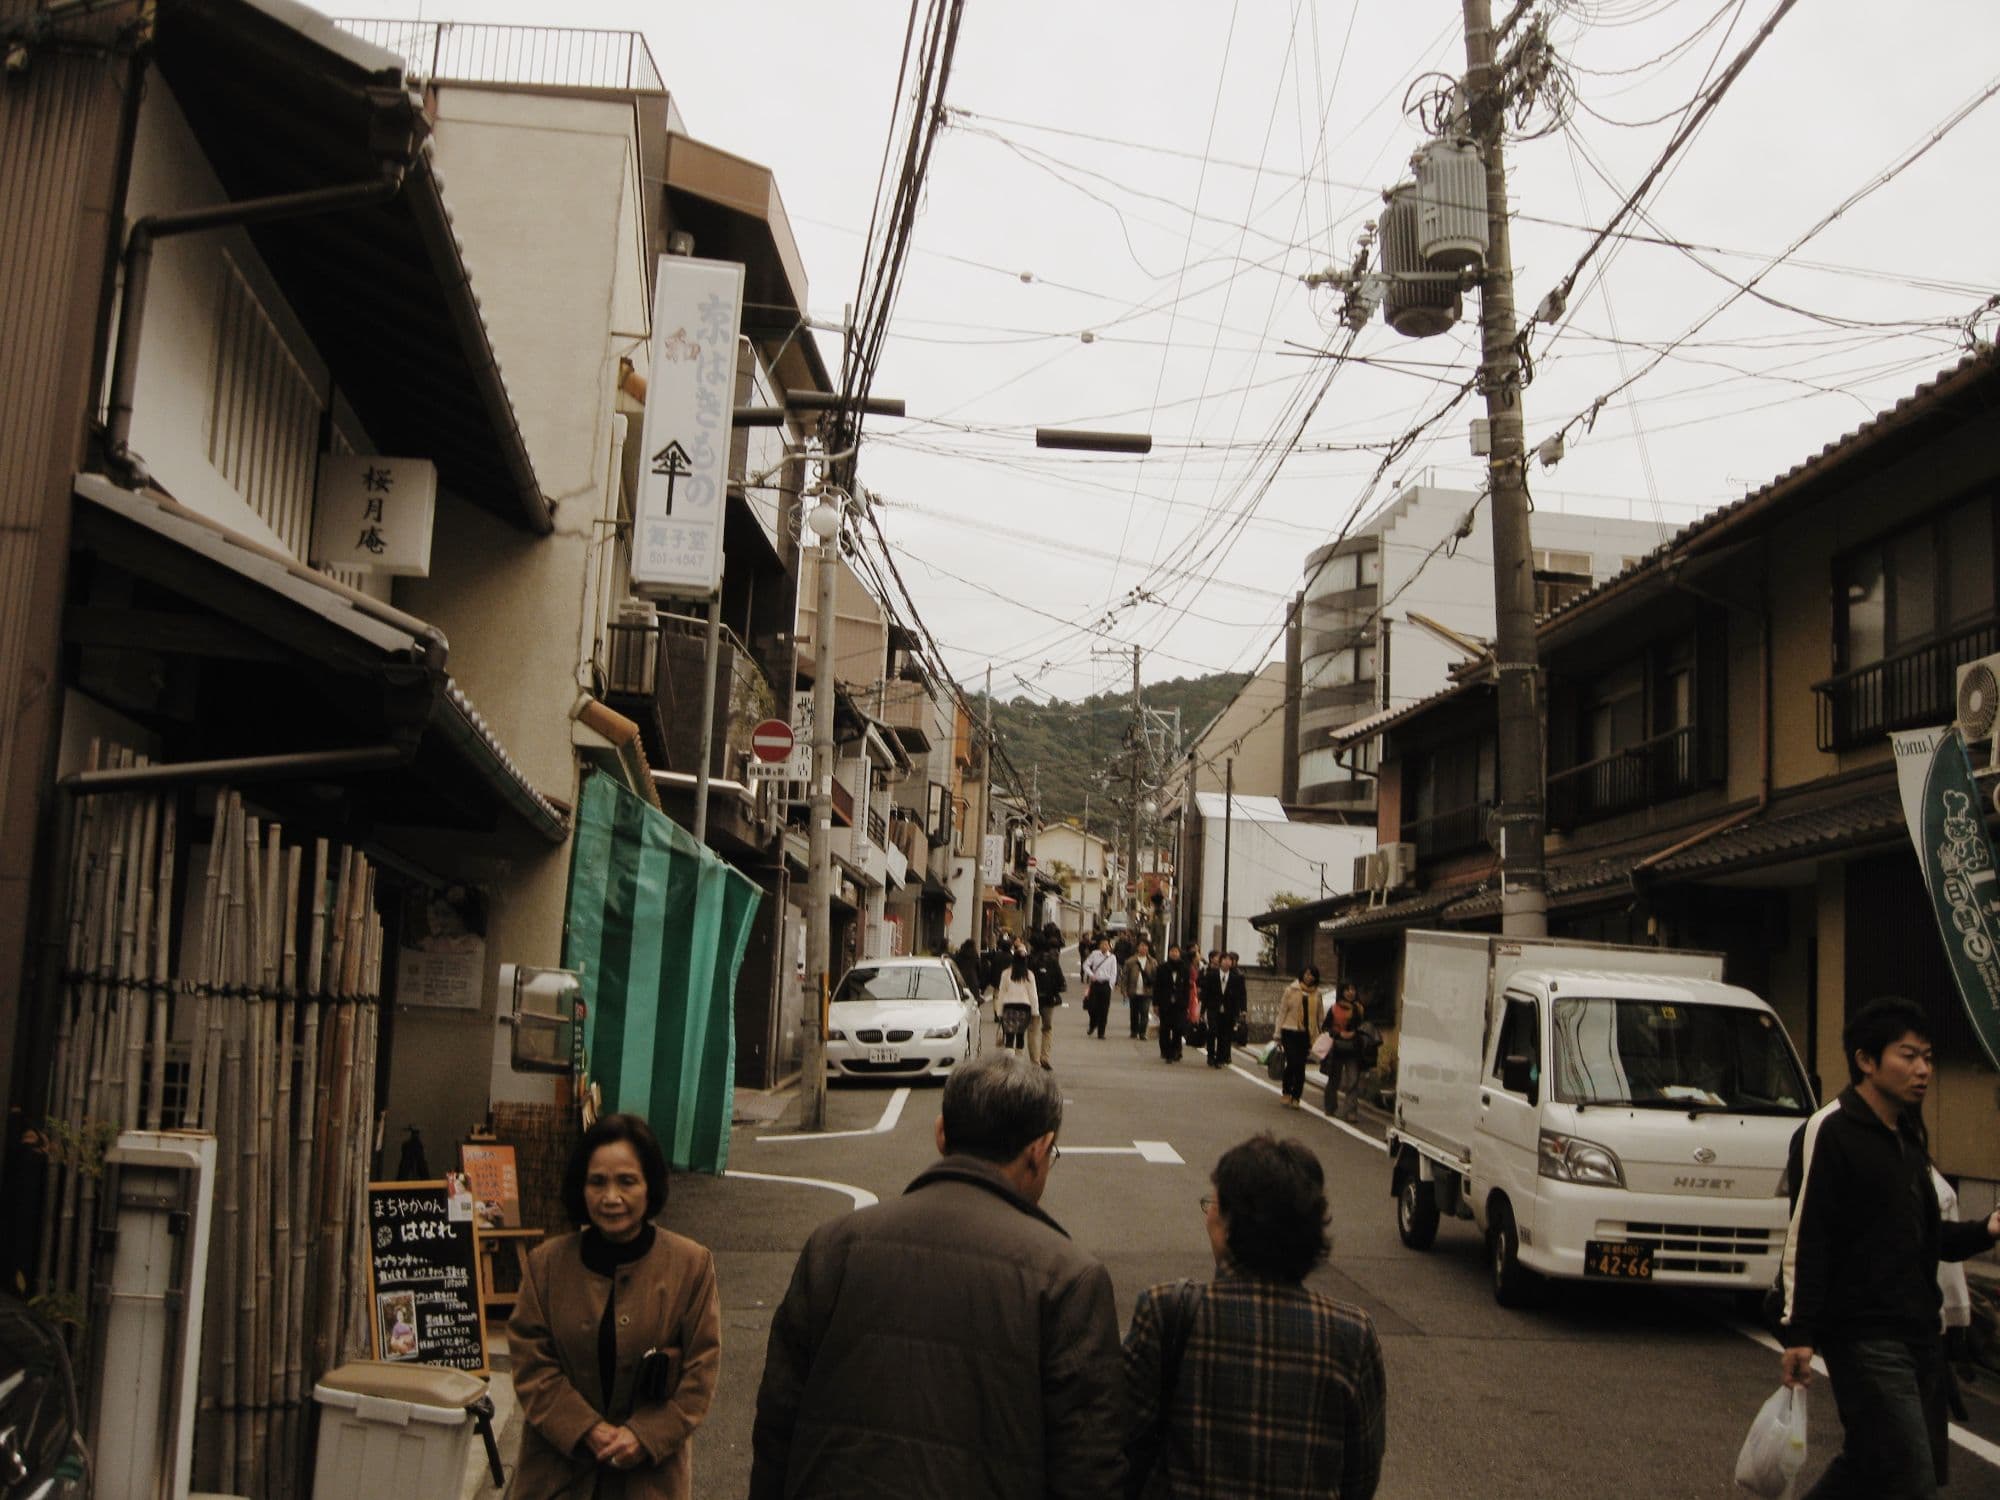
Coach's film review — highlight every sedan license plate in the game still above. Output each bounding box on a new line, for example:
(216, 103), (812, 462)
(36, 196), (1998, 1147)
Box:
(867, 1045), (899, 1064)
(1584, 1239), (1652, 1280)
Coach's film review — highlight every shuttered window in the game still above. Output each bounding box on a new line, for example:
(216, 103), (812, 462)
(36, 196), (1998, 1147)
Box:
(206, 254), (323, 561)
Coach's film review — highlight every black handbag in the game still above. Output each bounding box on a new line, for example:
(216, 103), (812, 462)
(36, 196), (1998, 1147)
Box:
(1232, 1011), (1249, 1045)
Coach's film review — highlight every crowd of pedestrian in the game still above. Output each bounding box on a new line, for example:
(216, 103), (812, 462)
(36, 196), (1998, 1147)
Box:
(501, 981), (2000, 1499)
(954, 926), (1383, 1128)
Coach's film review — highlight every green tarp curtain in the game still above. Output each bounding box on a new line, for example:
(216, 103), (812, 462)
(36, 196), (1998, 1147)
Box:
(564, 772), (762, 1173)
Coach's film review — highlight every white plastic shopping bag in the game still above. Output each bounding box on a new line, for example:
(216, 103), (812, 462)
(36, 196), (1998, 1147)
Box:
(1734, 1384), (1809, 1497)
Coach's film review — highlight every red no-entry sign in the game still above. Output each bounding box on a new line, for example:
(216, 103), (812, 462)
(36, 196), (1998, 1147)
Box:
(751, 719), (796, 763)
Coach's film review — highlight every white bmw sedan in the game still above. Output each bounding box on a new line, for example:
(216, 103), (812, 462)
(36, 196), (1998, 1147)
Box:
(826, 956), (983, 1081)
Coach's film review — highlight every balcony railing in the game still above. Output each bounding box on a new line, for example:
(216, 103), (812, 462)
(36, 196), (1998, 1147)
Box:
(334, 19), (665, 93)
(1813, 616), (2000, 752)
(1401, 801), (1491, 860)
(603, 614), (779, 781)
(1547, 726), (1698, 829)
(875, 678), (934, 751)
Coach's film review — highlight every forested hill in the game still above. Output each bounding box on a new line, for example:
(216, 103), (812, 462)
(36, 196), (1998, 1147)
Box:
(973, 671), (1249, 826)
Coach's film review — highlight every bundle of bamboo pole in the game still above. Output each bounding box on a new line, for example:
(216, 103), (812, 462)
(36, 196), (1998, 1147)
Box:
(34, 753), (388, 1500)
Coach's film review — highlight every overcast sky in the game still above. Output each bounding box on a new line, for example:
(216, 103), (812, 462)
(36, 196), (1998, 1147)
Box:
(349, 0), (2000, 703)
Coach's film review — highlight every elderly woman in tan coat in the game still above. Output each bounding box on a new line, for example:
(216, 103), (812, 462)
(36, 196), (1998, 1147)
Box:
(507, 1114), (721, 1500)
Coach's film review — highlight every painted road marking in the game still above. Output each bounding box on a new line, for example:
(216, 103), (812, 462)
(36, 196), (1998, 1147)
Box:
(1228, 1063), (1389, 1154)
(724, 1169), (878, 1210)
(1732, 1320), (2000, 1470)
(757, 1085), (910, 1142)
(1061, 1141), (1185, 1164)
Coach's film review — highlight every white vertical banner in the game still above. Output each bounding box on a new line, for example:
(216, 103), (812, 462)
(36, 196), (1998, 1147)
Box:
(631, 256), (745, 598)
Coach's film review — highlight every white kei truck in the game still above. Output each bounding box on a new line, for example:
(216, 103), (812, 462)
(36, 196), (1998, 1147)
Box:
(1386, 931), (1816, 1306)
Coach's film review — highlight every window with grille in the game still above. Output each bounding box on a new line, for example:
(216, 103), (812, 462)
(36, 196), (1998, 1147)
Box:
(206, 255), (325, 562)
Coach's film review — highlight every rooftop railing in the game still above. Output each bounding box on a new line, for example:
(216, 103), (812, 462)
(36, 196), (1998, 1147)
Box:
(335, 19), (665, 94)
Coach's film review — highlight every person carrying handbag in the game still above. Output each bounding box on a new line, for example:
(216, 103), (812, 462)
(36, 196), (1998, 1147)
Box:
(1272, 966), (1323, 1108)
(1319, 985), (1376, 1123)
(1120, 1136), (1385, 1499)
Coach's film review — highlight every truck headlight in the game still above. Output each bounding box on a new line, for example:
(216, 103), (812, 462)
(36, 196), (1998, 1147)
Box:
(924, 1023), (961, 1039)
(1538, 1130), (1625, 1188)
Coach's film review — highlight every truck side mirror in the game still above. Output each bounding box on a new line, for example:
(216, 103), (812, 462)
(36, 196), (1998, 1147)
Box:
(1502, 1054), (1535, 1101)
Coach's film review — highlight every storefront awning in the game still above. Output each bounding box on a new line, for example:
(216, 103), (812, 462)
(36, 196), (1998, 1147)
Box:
(152, 0), (550, 533)
(72, 474), (568, 842)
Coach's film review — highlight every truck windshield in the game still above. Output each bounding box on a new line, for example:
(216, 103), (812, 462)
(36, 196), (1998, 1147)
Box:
(1550, 998), (1810, 1114)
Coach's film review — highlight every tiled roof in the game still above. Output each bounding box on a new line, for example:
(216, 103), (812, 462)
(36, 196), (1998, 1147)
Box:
(1651, 789), (1903, 875)
(1539, 349), (2000, 631)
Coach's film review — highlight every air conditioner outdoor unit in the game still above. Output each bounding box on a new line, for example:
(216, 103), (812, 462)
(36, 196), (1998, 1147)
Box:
(1953, 652), (2000, 768)
(1361, 851), (1387, 892)
(607, 597), (659, 695)
(1351, 853), (1374, 892)
(1381, 841), (1417, 891)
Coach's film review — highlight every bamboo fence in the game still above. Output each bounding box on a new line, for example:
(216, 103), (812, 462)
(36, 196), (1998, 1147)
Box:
(33, 750), (386, 1500)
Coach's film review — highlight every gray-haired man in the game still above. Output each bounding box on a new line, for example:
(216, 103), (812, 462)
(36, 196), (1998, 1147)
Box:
(750, 1051), (1124, 1499)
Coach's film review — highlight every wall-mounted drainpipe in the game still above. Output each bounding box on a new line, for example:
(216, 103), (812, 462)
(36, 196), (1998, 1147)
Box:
(105, 151), (412, 486)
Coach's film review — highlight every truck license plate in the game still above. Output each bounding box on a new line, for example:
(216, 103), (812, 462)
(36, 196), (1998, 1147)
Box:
(867, 1046), (899, 1064)
(1584, 1240), (1652, 1279)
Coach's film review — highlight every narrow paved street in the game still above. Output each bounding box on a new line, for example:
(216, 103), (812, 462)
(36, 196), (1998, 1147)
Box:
(651, 1025), (2000, 1498)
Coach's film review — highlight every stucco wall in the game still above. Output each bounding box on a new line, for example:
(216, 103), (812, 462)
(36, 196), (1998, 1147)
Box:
(1191, 663), (1288, 798)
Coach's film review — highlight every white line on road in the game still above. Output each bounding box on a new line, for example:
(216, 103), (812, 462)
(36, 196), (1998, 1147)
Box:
(1227, 1063), (1388, 1154)
(1060, 1141), (1186, 1164)
(756, 1085), (910, 1142)
(1732, 1320), (2000, 1470)
(723, 1169), (879, 1210)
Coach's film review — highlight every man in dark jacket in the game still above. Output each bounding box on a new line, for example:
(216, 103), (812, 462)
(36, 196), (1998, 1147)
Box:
(1778, 996), (2000, 1498)
(1153, 944), (1189, 1062)
(750, 1052), (1124, 1500)
(1200, 952), (1247, 1068)
(1030, 931), (1067, 1070)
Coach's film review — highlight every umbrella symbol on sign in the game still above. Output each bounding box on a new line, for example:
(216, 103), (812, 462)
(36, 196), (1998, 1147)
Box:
(652, 439), (693, 514)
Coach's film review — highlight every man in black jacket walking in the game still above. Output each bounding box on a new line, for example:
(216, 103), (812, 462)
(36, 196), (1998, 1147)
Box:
(1778, 996), (2000, 1498)
(1200, 952), (1247, 1069)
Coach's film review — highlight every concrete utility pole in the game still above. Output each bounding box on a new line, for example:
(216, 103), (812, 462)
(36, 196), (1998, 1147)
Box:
(1462, 0), (1548, 936)
(1220, 756), (1234, 957)
(1025, 764), (1040, 936)
(969, 664), (992, 945)
(800, 503), (841, 1131)
(1126, 644), (1143, 929)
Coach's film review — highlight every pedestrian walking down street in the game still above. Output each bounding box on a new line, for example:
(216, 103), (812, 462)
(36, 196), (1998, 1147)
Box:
(1272, 966), (1322, 1109)
(750, 1052), (1125, 1500)
(1083, 936), (1118, 1039)
(1201, 952), (1246, 1069)
(993, 943), (1038, 1053)
(1030, 928), (1067, 1069)
(1122, 1134), (1385, 1500)
(1154, 944), (1190, 1062)
(508, 1114), (721, 1500)
(1320, 985), (1374, 1123)
(1778, 997), (2000, 1499)
(1121, 939), (1157, 1040)
(953, 937), (983, 1000)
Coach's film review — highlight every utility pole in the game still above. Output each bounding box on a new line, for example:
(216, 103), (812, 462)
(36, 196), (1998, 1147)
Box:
(1025, 764), (1040, 936)
(800, 504), (841, 1131)
(1220, 756), (1234, 958)
(1462, 0), (1547, 937)
(969, 664), (992, 946)
(1126, 644), (1142, 931)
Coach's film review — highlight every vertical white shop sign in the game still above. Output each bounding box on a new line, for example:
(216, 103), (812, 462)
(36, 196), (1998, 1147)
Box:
(631, 256), (744, 598)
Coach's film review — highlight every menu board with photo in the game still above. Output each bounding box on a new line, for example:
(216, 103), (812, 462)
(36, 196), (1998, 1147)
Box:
(459, 1142), (522, 1230)
(365, 1178), (489, 1373)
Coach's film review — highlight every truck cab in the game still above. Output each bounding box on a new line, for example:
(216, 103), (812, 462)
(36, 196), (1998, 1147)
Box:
(1388, 932), (1815, 1305)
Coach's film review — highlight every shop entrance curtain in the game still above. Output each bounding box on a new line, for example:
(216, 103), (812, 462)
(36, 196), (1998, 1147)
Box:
(565, 772), (763, 1172)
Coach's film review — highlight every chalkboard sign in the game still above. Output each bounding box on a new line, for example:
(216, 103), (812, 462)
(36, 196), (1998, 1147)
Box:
(365, 1178), (489, 1374)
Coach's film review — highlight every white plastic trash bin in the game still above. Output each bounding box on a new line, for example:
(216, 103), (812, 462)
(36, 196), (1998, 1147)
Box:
(311, 1361), (501, 1499)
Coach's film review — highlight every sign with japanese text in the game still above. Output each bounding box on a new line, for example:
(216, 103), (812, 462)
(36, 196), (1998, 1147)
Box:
(365, 1178), (488, 1373)
(1891, 725), (2000, 1070)
(458, 1142), (522, 1230)
(981, 834), (1004, 885)
(311, 455), (436, 575)
(631, 256), (744, 598)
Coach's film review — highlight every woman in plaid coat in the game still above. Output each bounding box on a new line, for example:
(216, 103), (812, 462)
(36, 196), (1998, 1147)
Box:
(1121, 1136), (1386, 1499)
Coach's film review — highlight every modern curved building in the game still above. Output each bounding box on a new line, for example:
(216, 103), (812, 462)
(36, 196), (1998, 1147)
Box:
(1295, 484), (1662, 809)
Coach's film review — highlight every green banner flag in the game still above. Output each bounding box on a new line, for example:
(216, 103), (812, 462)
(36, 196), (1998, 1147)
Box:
(1890, 725), (2000, 1070)
(564, 772), (763, 1173)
